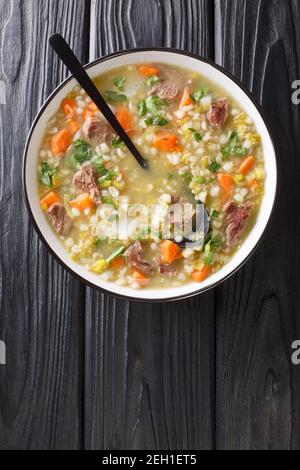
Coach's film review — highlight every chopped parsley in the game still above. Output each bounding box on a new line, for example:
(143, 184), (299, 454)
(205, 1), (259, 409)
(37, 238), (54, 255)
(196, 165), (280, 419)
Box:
(146, 75), (160, 87)
(68, 139), (95, 170)
(113, 76), (125, 91)
(144, 116), (169, 127)
(138, 100), (147, 116)
(144, 95), (168, 115)
(210, 209), (220, 219)
(188, 128), (202, 142)
(98, 169), (115, 184)
(194, 176), (206, 184)
(89, 154), (117, 183)
(104, 90), (128, 103)
(221, 131), (248, 158)
(204, 234), (223, 265)
(40, 161), (56, 188)
(95, 238), (107, 247)
(90, 155), (106, 176)
(190, 88), (209, 102)
(209, 158), (221, 173)
(138, 96), (168, 123)
(180, 171), (192, 183)
(111, 136), (125, 148)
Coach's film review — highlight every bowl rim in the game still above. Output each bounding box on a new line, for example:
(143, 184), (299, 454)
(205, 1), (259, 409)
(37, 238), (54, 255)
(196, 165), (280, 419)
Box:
(22, 46), (278, 303)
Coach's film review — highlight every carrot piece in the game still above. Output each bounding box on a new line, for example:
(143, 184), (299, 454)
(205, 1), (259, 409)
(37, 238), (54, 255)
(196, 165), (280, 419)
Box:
(153, 133), (178, 152)
(40, 191), (59, 210)
(69, 193), (94, 212)
(67, 119), (80, 135)
(238, 156), (255, 175)
(111, 257), (124, 269)
(179, 87), (193, 108)
(89, 101), (99, 112)
(249, 178), (259, 192)
(51, 129), (72, 155)
(61, 98), (76, 117)
(116, 106), (134, 133)
(138, 65), (160, 77)
(132, 270), (149, 285)
(217, 173), (233, 194)
(83, 109), (94, 120)
(161, 240), (181, 265)
(83, 101), (100, 119)
(191, 266), (210, 283)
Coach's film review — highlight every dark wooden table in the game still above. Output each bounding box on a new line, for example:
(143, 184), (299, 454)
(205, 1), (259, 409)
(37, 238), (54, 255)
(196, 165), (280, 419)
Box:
(0, 0), (299, 450)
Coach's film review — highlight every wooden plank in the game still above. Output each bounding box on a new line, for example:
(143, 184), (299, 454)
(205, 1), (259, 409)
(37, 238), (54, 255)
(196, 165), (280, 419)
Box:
(215, 0), (300, 450)
(85, 0), (216, 450)
(0, 0), (90, 449)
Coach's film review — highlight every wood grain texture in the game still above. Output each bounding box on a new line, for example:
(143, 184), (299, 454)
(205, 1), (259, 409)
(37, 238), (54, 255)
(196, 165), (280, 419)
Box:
(85, 0), (215, 450)
(0, 0), (90, 449)
(1, 0), (298, 451)
(215, 0), (300, 450)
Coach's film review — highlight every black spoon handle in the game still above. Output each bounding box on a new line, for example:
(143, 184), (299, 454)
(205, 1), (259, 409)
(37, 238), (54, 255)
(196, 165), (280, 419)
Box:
(49, 34), (149, 170)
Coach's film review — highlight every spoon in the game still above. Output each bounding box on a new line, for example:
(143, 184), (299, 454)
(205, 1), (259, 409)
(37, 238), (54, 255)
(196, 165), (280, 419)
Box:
(173, 202), (210, 249)
(49, 33), (149, 170)
(50, 34), (209, 247)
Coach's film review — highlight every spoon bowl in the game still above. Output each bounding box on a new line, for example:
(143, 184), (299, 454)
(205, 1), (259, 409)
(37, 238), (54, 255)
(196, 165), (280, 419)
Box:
(173, 203), (210, 249)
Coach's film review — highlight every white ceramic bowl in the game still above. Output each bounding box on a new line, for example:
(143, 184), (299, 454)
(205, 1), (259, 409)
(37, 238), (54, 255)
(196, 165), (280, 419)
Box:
(23, 48), (277, 302)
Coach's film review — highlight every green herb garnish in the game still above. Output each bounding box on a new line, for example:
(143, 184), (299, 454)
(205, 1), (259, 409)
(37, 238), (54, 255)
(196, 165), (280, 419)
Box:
(221, 131), (248, 158)
(145, 95), (168, 115)
(104, 90), (128, 103)
(188, 128), (202, 142)
(111, 136), (125, 148)
(193, 176), (206, 184)
(180, 171), (192, 183)
(90, 155), (106, 175)
(68, 139), (95, 169)
(146, 75), (160, 87)
(40, 161), (56, 188)
(113, 76), (125, 91)
(204, 235), (222, 265)
(190, 88), (209, 102)
(106, 246), (125, 264)
(138, 100), (147, 116)
(210, 209), (220, 219)
(194, 132), (202, 142)
(209, 158), (221, 173)
(144, 116), (169, 127)
(138, 96), (168, 121)
(95, 238), (108, 247)
(98, 169), (115, 184)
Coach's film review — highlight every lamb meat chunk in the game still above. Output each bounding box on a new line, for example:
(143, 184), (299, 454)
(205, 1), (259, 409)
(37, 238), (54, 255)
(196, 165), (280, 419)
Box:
(207, 98), (229, 130)
(73, 161), (101, 206)
(224, 200), (253, 247)
(150, 81), (179, 103)
(83, 116), (113, 145)
(124, 241), (153, 275)
(158, 263), (177, 278)
(47, 203), (72, 235)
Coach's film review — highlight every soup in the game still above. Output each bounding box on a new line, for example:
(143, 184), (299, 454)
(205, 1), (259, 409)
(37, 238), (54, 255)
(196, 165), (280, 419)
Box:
(37, 63), (265, 289)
